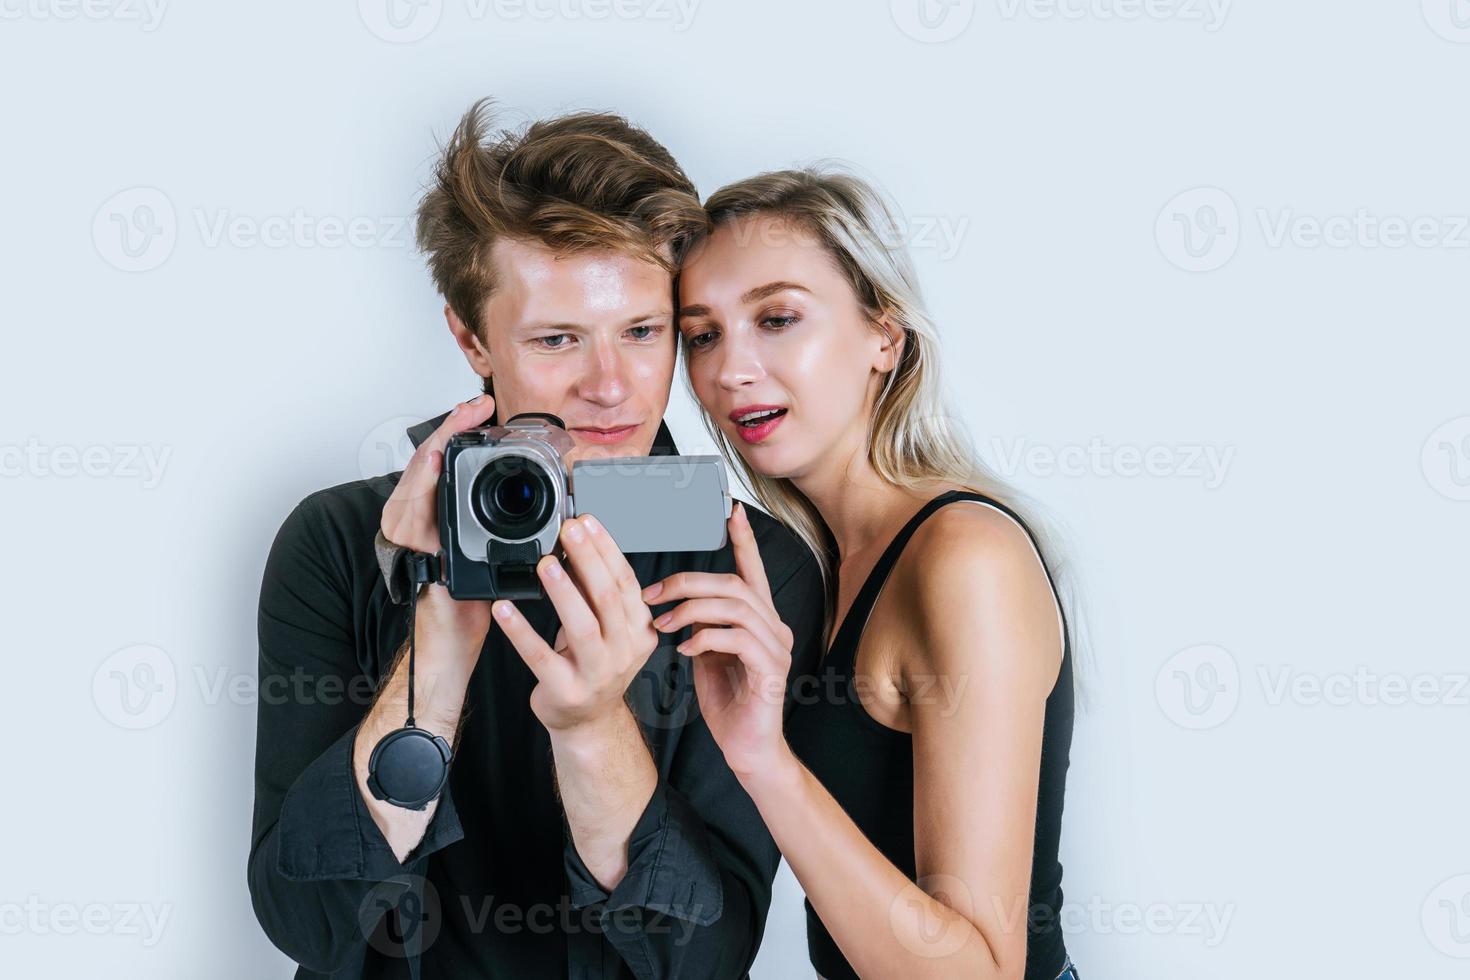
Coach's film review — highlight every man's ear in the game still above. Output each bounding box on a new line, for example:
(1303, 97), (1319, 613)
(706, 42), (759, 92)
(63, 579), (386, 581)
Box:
(445, 304), (493, 384)
(874, 314), (905, 373)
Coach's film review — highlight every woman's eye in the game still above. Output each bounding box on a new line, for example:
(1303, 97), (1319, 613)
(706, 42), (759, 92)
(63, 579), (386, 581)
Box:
(627, 324), (659, 341)
(686, 330), (717, 350)
(762, 314), (798, 330)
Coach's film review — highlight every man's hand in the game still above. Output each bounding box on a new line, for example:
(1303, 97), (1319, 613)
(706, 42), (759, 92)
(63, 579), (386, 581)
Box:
(491, 513), (659, 732)
(491, 512), (661, 890)
(380, 392), (498, 653)
(353, 393), (499, 863)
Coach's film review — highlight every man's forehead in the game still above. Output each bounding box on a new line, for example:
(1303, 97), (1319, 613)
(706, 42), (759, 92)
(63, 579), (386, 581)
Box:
(486, 237), (674, 325)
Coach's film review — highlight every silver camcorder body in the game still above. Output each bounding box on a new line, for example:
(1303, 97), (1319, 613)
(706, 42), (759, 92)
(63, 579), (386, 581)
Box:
(436, 413), (732, 599)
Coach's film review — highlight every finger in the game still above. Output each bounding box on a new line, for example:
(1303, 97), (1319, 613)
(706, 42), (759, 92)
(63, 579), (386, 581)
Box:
(426, 393), (498, 458)
(536, 554), (601, 646)
(643, 571), (784, 640)
(558, 517), (626, 638)
(653, 597), (784, 654)
(676, 626), (782, 679)
(729, 502), (775, 605)
(492, 599), (572, 685)
(581, 514), (651, 630)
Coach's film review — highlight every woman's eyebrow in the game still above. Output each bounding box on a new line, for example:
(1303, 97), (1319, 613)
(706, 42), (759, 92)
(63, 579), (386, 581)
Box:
(740, 280), (809, 303)
(679, 281), (811, 319)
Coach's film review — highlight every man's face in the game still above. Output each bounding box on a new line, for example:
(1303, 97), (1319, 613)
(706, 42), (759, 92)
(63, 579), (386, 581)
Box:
(455, 238), (677, 462)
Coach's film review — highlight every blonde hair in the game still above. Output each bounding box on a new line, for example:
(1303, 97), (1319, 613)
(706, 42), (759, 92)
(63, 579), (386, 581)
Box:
(684, 165), (1087, 669)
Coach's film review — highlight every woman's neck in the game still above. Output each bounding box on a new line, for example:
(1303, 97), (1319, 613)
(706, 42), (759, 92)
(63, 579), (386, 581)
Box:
(793, 434), (932, 564)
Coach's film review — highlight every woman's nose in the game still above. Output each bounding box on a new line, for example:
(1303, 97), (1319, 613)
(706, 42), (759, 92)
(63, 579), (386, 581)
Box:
(715, 332), (766, 390)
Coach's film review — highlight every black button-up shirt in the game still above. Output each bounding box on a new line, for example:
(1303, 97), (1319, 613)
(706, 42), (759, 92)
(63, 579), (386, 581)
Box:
(248, 414), (824, 979)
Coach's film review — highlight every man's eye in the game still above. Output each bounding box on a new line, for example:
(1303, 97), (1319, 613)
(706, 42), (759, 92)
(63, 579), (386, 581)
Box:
(627, 324), (659, 341)
(536, 334), (573, 349)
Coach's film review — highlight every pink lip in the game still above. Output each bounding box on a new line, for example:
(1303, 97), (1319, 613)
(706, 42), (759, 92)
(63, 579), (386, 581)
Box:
(570, 424), (640, 445)
(732, 410), (786, 445)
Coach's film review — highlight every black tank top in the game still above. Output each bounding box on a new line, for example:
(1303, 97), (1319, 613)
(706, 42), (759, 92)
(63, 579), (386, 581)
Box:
(785, 489), (1074, 980)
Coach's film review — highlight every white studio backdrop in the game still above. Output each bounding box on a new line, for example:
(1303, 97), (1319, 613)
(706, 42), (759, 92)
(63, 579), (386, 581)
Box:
(2, 2), (1467, 977)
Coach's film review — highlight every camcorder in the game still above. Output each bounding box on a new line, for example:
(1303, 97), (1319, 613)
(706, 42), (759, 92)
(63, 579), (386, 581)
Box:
(438, 412), (732, 599)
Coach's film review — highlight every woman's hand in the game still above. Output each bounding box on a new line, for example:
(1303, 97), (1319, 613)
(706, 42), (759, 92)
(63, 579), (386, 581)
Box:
(641, 502), (795, 778)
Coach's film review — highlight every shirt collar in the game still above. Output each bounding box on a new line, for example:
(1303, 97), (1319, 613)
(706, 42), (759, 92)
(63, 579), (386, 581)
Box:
(405, 411), (681, 456)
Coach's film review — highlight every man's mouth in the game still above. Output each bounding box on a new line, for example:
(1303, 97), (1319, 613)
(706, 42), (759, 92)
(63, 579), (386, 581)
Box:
(728, 404), (788, 444)
(569, 423), (641, 445)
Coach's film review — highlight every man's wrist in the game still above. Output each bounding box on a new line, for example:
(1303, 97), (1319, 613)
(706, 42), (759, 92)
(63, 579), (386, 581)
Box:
(547, 702), (644, 763)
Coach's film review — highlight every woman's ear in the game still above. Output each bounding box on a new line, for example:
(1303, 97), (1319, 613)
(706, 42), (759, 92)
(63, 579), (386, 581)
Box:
(445, 304), (493, 385)
(874, 314), (905, 373)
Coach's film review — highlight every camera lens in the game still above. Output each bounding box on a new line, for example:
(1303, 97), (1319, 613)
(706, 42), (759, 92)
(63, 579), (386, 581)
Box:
(494, 472), (538, 518)
(470, 455), (556, 540)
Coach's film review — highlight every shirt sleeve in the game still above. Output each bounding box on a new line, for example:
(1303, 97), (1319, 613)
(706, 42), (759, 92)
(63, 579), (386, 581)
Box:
(246, 493), (465, 976)
(560, 544), (827, 979)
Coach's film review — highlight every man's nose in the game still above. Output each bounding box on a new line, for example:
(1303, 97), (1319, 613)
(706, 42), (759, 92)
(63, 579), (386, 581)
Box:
(578, 342), (630, 406)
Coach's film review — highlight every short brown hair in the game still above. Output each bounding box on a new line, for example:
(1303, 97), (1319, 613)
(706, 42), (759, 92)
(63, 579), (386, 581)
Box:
(415, 98), (706, 392)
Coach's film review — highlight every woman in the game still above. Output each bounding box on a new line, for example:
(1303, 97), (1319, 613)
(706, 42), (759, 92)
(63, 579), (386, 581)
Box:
(640, 169), (1080, 979)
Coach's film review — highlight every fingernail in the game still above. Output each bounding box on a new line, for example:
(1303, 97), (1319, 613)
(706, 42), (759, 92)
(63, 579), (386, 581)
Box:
(584, 515), (601, 535)
(493, 601), (512, 620)
(642, 582), (663, 601)
(451, 404), (462, 415)
(564, 521), (584, 543)
(675, 642), (689, 654)
(542, 557), (565, 580)
(654, 613), (672, 629)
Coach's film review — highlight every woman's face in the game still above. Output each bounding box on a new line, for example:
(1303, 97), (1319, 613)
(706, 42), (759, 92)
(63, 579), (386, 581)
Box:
(677, 214), (898, 481)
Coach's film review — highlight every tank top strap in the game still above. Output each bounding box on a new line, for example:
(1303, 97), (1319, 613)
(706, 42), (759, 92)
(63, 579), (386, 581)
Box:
(826, 489), (1015, 669)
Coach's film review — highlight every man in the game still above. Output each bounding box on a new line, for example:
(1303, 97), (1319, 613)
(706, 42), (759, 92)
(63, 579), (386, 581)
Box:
(247, 99), (824, 978)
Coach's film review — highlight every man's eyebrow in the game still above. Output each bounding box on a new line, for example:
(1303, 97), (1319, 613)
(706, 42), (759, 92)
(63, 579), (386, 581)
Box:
(677, 282), (809, 320)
